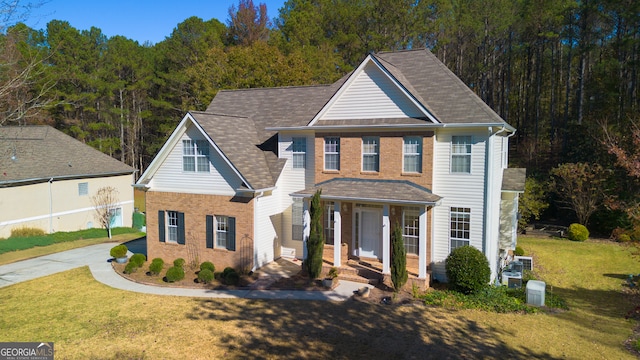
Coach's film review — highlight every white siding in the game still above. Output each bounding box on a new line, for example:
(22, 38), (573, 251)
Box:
(149, 125), (242, 195)
(321, 62), (424, 120)
(431, 128), (488, 280)
(253, 190), (279, 269)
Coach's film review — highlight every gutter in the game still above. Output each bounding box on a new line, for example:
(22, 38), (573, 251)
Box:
(266, 122), (516, 132)
(0, 171), (135, 188)
(289, 193), (442, 207)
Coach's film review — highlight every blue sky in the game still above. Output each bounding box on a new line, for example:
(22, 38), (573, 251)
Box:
(24, 0), (286, 45)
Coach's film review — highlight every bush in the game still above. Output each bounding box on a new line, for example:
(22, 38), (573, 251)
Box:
(619, 233), (632, 243)
(129, 253), (146, 267)
(391, 223), (408, 291)
(173, 258), (186, 268)
(165, 266), (185, 282)
(148, 258), (164, 275)
(514, 246), (525, 256)
(200, 261), (215, 273)
(124, 261), (137, 274)
(445, 246), (491, 294)
(10, 227), (45, 238)
(222, 267), (239, 285)
(198, 269), (214, 284)
(567, 223), (589, 241)
(110, 244), (128, 258)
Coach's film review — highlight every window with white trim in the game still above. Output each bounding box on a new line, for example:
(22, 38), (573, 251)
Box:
(451, 136), (472, 173)
(183, 139), (210, 172)
(450, 207), (471, 250)
(78, 182), (88, 196)
(324, 202), (335, 245)
(167, 211), (179, 243)
(403, 136), (422, 173)
(362, 136), (379, 172)
(324, 137), (340, 171)
(292, 137), (306, 169)
(403, 207), (420, 255)
(216, 215), (228, 249)
(292, 198), (303, 240)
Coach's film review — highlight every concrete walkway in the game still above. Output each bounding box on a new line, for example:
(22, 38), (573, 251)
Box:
(0, 243), (371, 301)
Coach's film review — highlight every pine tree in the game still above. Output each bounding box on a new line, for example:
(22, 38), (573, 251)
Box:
(305, 189), (324, 279)
(391, 223), (408, 292)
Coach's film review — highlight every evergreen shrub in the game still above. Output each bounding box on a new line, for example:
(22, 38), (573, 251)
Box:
(200, 261), (215, 273)
(514, 246), (525, 256)
(198, 269), (214, 284)
(173, 258), (186, 268)
(165, 266), (185, 282)
(445, 245), (490, 294)
(129, 253), (146, 267)
(567, 223), (589, 241)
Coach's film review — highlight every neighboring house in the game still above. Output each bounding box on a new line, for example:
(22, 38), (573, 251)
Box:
(136, 49), (525, 284)
(0, 126), (135, 238)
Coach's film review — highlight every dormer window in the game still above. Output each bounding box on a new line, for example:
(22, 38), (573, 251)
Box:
(183, 139), (210, 172)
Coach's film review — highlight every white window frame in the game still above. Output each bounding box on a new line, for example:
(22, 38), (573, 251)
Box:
(451, 136), (472, 173)
(292, 198), (303, 240)
(362, 136), (379, 172)
(324, 137), (340, 171)
(167, 210), (179, 243)
(450, 207), (471, 251)
(324, 202), (335, 245)
(183, 139), (210, 172)
(402, 207), (420, 255)
(292, 137), (306, 169)
(78, 182), (89, 196)
(215, 215), (228, 249)
(403, 136), (422, 173)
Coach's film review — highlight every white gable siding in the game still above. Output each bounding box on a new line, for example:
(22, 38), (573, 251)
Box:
(320, 63), (424, 120)
(253, 190), (279, 269)
(431, 128), (488, 281)
(149, 125), (242, 195)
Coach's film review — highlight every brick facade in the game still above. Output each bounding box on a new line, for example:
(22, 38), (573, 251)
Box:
(146, 191), (254, 272)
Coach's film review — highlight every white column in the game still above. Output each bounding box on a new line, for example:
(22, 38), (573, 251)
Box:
(333, 201), (342, 267)
(382, 204), (390, 274)
(419, 206), (428, 279)
(302, 199), (310, 260)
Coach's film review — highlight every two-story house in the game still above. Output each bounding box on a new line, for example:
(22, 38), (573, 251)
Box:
(136, 49), (525, 286)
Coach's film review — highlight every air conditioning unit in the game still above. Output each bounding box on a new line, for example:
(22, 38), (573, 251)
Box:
(514, 256), (534, 271)
(526, 280), (546, 306)
(501, 270), (522, 288)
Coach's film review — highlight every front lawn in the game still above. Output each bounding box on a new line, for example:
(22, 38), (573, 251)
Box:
(0, 236), (638, 358)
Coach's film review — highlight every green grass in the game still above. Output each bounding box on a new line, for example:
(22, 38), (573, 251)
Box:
(0, 227), (142, 255)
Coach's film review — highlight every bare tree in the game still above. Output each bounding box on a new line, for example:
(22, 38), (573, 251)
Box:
(91, 186), (120, 239)
(227, 0), (270, 46)
(550, 162), (605, 226)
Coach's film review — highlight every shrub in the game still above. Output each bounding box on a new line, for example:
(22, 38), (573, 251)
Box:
(391, 223), (408, 291)
(129, 253), (146, 267)
(173, 258), (186, 268)
(222, 267), (239, 285)
(148, 258), (164, 275)
(567, 223), (589, 242)
(165, 266), (185, 282)
(10, 227), (45, 238)
(327, 267), (339, 279)
(124, 261), (137, 274)
(445, 245), (490, 294)
(200, 261), (215, 273)
(619, 233), (632, 243)
(514, 246), (525, 256)
(110, 244), (128, 258)
(198, 269), (214, 284)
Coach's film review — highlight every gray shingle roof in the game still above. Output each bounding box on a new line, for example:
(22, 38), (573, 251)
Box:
(502, 168), (526, 192)
(0, 126), (134, 187)
(293, 178), (441, 205)
(189, 111), (285, 190)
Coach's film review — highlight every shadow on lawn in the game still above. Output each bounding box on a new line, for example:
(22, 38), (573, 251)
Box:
(188, 299), (562, 359)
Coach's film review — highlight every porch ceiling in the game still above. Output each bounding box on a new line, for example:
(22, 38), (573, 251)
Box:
(292, 178), (441, 205)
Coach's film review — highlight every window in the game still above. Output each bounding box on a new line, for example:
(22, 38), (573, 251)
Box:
(403, 137), (422, 173)
(362, 137), (379, 172)
(324, 137), (340, 171)
(206, 215), (236, 251)
(324, 202), (335, 245)
(292, 137), (306, 169)
(158, 210), (185, 244)
(292, 198), (303, 240)
(451, 136), (472, 173)
(78, 182), (88, 196)
(403, 207), (419, 255)
(450, 207), (471, 250)
(183, 139), (210, 172)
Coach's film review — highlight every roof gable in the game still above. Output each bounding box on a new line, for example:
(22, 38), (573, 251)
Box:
(0, 126), (134, 186)
(309, 55), (437, 126)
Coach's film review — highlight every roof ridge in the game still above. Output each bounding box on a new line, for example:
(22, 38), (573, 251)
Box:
(189, 111), (249, 119)
(217, 83), (334, 93)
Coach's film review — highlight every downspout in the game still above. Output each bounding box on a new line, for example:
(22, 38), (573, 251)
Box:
(48, 178), (53, 233)
(252, 191), (265, 272)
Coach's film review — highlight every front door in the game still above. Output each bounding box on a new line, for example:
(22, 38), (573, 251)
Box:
(359, 208), (381, 258)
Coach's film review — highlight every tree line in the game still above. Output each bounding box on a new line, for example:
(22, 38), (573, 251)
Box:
(2, 0), (640, 235)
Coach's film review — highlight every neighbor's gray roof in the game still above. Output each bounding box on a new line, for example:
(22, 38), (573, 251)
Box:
(0, 125), (134, 187)
(293, 178), (441, 205)
(190, 111), (285, 190)
(502, 168), (526, 192)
